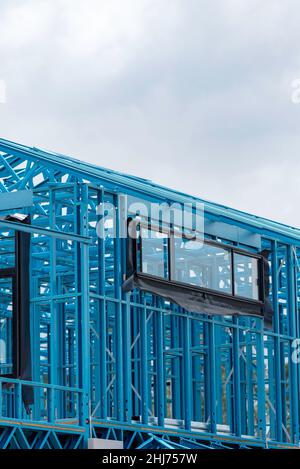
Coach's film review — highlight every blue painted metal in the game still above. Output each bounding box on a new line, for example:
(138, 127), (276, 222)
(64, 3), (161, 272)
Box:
(0, 137), (300, 449)
(0, 189), (33, 211)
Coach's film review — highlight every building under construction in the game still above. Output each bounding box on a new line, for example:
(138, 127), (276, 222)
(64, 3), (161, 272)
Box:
(0, 137), (299, 449)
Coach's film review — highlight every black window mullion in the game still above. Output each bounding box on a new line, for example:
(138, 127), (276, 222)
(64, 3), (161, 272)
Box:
(139, 225), (143, 272)
(168, 231), (174, 282)
(259, 256), (265, 303)
(231, 250), (235, 297)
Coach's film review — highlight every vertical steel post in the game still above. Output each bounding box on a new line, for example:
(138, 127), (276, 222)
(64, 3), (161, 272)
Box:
(232, 318), (242, 437)
(77, 184), (90, 446)
(256, 318), (266, 441)
(208, 319), (217, 434)
(171, 314), (181, 418)
(272, 240), (283, 441)
(287, 244), (299, 444)
(156, 305), (165, 427)
(183, 315), (192, 430)
(120, 195), (132, 423)
(49, 188), (57, 422)
(114, 194), (124, 422)
(140, 298), (149, 424)
(98, 188), (107, 419)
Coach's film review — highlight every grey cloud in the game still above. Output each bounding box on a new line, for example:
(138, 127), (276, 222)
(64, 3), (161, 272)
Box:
(0, 0), (300, 226)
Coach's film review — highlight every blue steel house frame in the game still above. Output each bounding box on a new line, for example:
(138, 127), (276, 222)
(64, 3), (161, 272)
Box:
(0, 137), (299, 449)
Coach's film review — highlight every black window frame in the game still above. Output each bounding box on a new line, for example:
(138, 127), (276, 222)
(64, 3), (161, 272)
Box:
(132, 219), (265, 309)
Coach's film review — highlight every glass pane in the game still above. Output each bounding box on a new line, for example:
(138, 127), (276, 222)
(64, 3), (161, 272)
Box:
(174, 238), (232, 294)
(234, 253), (259, 300)
(0, 229), (15, 269)
(141, 228), (169, 279)
(0, 277), (13, 375)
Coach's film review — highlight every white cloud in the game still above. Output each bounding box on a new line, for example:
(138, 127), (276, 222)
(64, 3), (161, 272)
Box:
(0, 1), (56, 48)
(0, 80), (6, 103)
(0, 0), (300, 226)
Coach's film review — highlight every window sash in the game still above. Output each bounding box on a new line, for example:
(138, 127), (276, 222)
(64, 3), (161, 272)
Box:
(135, 221), (264, 304)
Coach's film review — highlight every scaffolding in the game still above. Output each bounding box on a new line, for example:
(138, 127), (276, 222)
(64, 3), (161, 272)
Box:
(0, 137), (299, 449)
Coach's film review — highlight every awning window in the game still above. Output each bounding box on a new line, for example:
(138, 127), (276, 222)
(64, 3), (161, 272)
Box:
(123, 219), (272, 324)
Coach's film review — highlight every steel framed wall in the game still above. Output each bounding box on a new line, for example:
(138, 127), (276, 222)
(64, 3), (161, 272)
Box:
(0, 138), (299, 449)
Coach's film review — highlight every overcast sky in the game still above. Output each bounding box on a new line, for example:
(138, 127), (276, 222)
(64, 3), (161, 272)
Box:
(1, 0), (300, 227)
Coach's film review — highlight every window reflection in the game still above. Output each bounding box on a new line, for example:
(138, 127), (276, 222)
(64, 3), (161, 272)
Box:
(173, 237), (232, 294)
(140, 228), (169, 279)
(234, 253), (259, 300)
